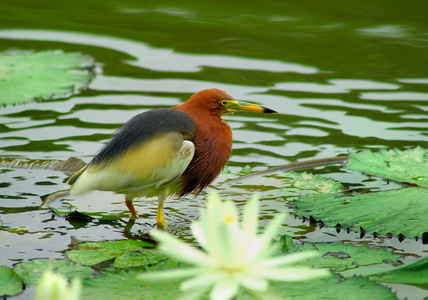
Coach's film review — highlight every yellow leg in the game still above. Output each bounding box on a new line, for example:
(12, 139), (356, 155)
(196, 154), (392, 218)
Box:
(125, 196), (138, 219)
(156, 190), (168, 228)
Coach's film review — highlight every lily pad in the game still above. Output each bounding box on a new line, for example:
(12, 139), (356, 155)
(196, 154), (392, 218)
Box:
(0, 266), (22, 297)
(280, 236), (402, 273)
(82, 270), (183, 300)
(67, 240), (154, 266)
(13, 259), (94, 285)
(287, 171), (344, 194)
(369, 258), (428, 285)
(294, 187), (428, 237)
(0, 50), (95, 105)
(266, 276), (397, 300)
(264, 275), (396, 300)
(114, 249), (179, 270)
(347, 147), (428, 188)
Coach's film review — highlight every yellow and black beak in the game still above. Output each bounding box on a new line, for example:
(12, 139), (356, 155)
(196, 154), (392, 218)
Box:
(222, 99), (277, 115)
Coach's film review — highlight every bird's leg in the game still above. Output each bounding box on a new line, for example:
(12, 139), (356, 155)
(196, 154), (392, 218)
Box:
(156, 189), (168, 228)
(125, 195), (138, 219)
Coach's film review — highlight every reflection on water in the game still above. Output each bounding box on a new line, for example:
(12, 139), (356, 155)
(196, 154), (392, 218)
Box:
(0, 30), (318, 74)
(0, 2), (428, 298)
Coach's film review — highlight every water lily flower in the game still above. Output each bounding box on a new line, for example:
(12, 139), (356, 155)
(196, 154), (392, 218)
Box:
(138, 192), (330, 300)
(34, 270), (81, 300)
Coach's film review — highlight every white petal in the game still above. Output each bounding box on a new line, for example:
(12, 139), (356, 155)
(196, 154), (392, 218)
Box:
(198, 206), (208, 226)
(203, 193), (228, 258)
(35, 271), (68, 300)
(261, 212), (286, 244)
(176, 286), (211, 300)
(202, 207), (240, 266)
(212, 222), (240, 267)
(69, 277), (82, 300)
(137, 268), (202, 282)
(209, 275), (239, 300)
(245, 289), (284, 300)
(250, 213), (285, 262)
(180, 272), (221, 292)
(245, 238), (264, 263)
(255, 251), (319, 268)
(241, 193), (259, 239)
(157, 244), (211, 267)
(221, 200), (239, 225)
(207, 190), (221, 203)
(245, 237), (279, 266)
(150, 230), (211, 266)
(234, 273), (268, 292)
(191, 222), (208, 250)
(206, 191), (222, 219)
(256, 267), (330, 282)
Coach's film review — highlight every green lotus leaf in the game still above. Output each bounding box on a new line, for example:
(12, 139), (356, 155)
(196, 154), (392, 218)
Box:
(113, 249), (179, 270)
(0, 266), (22, 297)
(265, 276), (396, 300)
(288, 171), (344, 194)
(279, 235), (402, 273)
(347, 147), (428, 188)
(82, 270), (182, 300)
(0, 50), (95, 105)
(66, 240), (154, 266)
(13, 259), (94, 285)
(294, 187), (428, 237)
(369, 258), (428, 284)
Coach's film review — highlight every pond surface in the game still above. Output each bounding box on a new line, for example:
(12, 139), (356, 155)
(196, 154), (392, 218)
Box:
(0, 1), (428, 299)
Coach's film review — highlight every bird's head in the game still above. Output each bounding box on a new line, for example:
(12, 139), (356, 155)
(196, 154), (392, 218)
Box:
(182, 88), (277, 117)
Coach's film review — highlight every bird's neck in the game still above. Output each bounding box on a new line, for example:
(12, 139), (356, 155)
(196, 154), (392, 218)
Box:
(173, 105), (233, 195)
(174, 102), (211, 117)
(173, 104), (231, 143)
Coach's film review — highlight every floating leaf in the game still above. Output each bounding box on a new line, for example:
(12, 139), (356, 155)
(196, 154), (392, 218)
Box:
(347, 147), (428, 188)
(67, 240), (154, 266)
(288, 171), (343, 194)
(0, 50), (95, 105)
(114, 249), (178, 269)
(263, 276), (396, 300)
(280, 236), (402, 273)
(13, 259), (94, 285)
(294, 187), (428, 237)
(0, 266), (22, 297)
(369, 258), (428, 285)
(82, 270), (182, 300)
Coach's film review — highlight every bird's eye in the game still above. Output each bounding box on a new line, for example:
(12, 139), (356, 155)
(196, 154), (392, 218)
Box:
(220, 100), (228, 106)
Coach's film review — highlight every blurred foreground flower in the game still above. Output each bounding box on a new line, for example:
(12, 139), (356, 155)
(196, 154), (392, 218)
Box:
(34, 270), (81, 300)
(138, 192), (330, 300)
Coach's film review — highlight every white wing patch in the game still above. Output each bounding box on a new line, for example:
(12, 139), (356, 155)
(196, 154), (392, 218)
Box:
(155, 140), (194, 189)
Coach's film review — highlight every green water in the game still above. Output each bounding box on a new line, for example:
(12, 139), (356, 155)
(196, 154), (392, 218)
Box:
(1, 1), (428, 299)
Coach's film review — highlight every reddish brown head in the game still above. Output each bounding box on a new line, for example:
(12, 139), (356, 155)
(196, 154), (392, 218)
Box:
(176, 88), (235, 118)
(173, 88), (276, 196)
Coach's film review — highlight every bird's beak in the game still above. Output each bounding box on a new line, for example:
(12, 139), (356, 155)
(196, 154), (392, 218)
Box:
(223, 100), (277, 114)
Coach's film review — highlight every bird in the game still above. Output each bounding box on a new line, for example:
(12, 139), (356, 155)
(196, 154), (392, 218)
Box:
(67, 89), (276, 228)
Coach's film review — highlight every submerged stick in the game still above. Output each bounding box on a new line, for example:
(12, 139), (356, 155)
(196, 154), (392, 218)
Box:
(0, 156), (86, 175)
(222, 156), (347, 185)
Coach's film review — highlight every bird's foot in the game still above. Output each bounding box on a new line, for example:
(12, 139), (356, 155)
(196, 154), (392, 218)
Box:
(156, 213), (168, 229)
